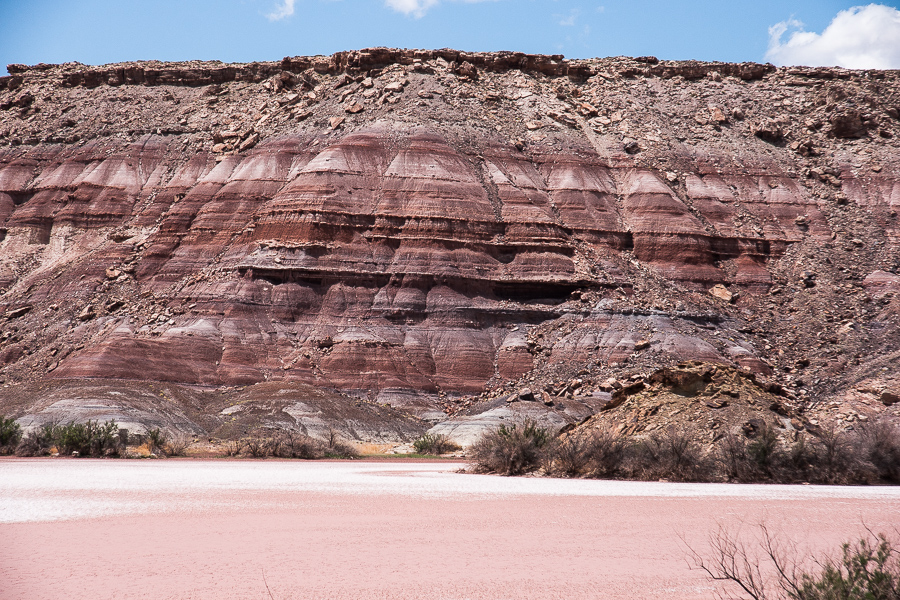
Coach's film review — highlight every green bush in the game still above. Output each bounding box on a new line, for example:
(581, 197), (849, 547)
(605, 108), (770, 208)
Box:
(0, 416), (22, 454)
(795, 535), (899, 600)
(13, 420), (121, 457)
(413, 433), (461, 455)
(56, 420), (119, 457)
(146, 428), (166, 455)
(469, 420), (553, 475)
(16, 423), (58, 456)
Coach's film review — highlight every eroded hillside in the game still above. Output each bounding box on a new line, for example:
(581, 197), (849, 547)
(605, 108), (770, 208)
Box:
(1, 49), (898, 443)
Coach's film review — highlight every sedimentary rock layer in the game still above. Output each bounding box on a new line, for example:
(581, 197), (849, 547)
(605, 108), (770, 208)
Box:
(0, 49), (898, 433)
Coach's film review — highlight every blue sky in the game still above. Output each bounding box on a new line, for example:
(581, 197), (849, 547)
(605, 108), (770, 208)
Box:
(1, 1), (899, 75)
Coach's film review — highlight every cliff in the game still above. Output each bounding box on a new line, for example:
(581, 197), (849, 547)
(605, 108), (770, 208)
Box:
(1, 49), (898, 442)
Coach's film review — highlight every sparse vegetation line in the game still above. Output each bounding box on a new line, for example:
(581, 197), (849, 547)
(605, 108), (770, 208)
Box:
(467, 418), (900, 484)
(0, 417), (362, 459)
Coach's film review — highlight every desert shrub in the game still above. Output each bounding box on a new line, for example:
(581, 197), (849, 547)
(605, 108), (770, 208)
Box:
(747, 424), (780, 476)
(582, 427), (628, 478)
(232, 430), (339, 459)
(469, 420), (553, 476)
(413, 433), (461, 455)
(814, 425), (862, 484)
(266, 434), (283, 458)
(55, 420), (119, 457)
(547, 428), (628, 478)
(224, 438), (246, 457)
(632, 427), (710, 481)
(324, 440), (358, 458)
(324, 429), (359, 459)
(714, 424), (886, 485)
(857, 419), (900, 484)
(117, 428), (130, 451)
(245, 435), (269, 458)
(781, 433), (819, 482)
(146, 427), (167, 455)
(465, 416), (894, 485)
(717, 432), (757, 481)
(687, 524), (900, 600)
(549, 434), (593, 477)
(16, 423), (58, 456)
(795, 535), (900, 600)
(0, 416), (22, 454)
(163, 434), (190, 457)
(716, 424), (885, 485)
(278, 430), (325, 459)
(230, 430), (342, 459)
(716, 424), (792, 482)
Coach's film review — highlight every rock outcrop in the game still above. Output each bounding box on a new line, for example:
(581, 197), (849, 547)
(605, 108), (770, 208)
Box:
(1, 49), (898, 441)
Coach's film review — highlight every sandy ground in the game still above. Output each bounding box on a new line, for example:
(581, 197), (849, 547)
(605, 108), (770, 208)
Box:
(2, 459), (900, 600)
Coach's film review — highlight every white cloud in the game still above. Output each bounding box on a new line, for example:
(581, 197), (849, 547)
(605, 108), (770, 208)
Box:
(385, 0), (494, 19)
(766, 4), (900, 69)
(558, 8), (579, 26)
(385, 0), (439, 17)
(267, 0), (296, 21)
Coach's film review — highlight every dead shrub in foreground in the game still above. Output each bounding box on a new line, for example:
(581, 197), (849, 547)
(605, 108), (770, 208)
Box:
(469, 420), (553, 476)
(685, 524), (900, 600)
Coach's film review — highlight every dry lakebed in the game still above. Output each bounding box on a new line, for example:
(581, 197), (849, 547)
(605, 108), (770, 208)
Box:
(2, 458), (900, 600)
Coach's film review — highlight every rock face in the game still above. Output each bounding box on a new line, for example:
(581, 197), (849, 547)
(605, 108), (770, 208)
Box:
(1, 49), (899, 439)
(0, 378), (426, 442)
